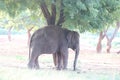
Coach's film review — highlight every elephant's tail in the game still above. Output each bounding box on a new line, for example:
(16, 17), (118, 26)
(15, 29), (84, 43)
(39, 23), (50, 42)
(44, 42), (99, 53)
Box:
(29, 33), (34, 60)
(29, 37), (31, 60)
(29, 43), (31, 60)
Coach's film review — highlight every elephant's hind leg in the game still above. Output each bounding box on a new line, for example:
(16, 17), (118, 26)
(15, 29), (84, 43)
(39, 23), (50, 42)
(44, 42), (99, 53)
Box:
(28, 49), (39, 69)
(56, 52), (62, 70)
(53, 53), (58, 67)
(35, 56), (40, 69)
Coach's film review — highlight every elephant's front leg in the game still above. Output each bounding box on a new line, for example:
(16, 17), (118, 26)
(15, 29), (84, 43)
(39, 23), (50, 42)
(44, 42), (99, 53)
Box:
(61, 48), (68, 70)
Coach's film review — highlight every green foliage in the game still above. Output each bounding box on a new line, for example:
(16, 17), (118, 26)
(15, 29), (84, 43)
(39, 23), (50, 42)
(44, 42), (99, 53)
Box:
(0, 0), (120, 32)
(0, 0), (6, 11)
(63, 0), (120, 32)
(0, 0), (27, 18)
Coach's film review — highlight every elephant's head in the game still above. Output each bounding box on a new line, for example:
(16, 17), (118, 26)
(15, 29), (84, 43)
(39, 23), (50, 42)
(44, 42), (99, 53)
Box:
(67, 31), (79, 50)
(66, 31), (80, 70)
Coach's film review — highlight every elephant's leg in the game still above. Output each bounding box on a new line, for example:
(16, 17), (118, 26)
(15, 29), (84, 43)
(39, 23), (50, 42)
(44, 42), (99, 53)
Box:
(28, 54), (36, 69)
(61, 49), (68, 70)
(53, 53), (57, 67)
(53, 53), (64, 69)
(56, 52), (62, 70)
(28, 48), (39, 69)
(35, 56), (40, 69)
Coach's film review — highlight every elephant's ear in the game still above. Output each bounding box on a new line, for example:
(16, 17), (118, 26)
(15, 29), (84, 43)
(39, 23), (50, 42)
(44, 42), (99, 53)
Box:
(67, 31), (79, 49)
(67, 32), (73, 44)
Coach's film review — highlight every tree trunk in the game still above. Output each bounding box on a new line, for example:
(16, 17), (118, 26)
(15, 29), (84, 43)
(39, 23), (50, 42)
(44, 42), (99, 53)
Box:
(40, 0), (64, 27)
(51, 0), (56, 25)
(56, 0), (65, 27)
(8, 26), (12, 41)
(105, 22), (120, 53)
(117, 22), (120, 53)
(106, 38), (111, 53)
(96, 31), (106, 53)
(40, 1), (51, 25)
(27, 27), (34, 45)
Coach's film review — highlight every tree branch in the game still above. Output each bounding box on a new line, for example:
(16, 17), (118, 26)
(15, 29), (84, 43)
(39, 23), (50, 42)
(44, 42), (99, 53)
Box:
(40, 1), (51, 25)
(51, 0), (56, 25)
(106, 23), (120, 43)
(56, 0), (65, 27)
(28, 27), (34, 32)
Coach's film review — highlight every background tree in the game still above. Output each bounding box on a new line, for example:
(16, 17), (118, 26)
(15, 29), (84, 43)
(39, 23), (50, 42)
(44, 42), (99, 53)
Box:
(105, 22), (120, 53)
(1, 0), (120, 31)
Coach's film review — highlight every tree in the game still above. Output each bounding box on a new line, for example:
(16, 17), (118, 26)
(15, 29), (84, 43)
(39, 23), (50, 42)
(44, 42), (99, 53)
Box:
(96, 23), (120, 53)
(105, 22), (120, 53)
(14, 10), (44, 44)
(7, 21), (14, 41)
(96, 31), (106, 53)
(0, 1), (43, 42)
(1, 0), (120, 31)
(0, 15), (15, 41)
(0, 0), (26, 41)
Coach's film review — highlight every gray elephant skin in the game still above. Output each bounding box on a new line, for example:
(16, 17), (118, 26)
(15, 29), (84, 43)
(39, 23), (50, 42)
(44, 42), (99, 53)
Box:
(28, 25), (79, 70)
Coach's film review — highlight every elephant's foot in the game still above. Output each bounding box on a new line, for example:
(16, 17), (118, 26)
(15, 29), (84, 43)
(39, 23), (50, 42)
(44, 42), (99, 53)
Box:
(73, 67), (78, 71)
(34, 65), (40, 70)
(56, 68), (61, 70)
(56, 67), (67, 70)
(28, 62), (39, 69)
(63, 67), (67, 70)
(28, 63), (34, 69)
(56, 66), (62, 70)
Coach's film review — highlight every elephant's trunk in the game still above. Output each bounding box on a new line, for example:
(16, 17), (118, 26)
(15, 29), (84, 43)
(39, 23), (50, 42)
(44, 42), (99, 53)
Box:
(73, 47), (79, 71)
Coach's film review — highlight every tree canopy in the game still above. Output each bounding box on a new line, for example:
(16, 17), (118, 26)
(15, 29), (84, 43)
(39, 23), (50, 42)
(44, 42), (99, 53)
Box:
(0, 0), (120, 32)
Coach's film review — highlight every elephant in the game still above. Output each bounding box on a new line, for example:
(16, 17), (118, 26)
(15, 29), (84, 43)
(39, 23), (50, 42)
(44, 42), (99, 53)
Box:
(28, 25), (79, 70)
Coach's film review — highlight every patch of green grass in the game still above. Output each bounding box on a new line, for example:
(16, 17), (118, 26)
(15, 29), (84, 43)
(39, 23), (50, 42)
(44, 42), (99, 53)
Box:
(0, 54), (27, 63)
(15, 55), (26, 61)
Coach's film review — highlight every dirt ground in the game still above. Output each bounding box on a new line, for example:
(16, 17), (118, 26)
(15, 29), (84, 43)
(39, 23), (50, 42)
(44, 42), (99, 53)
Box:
(0, 35), (120, 73)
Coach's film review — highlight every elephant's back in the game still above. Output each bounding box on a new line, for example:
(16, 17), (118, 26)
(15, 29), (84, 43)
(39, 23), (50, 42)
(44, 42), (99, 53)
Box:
(33, 26), (63, 54)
